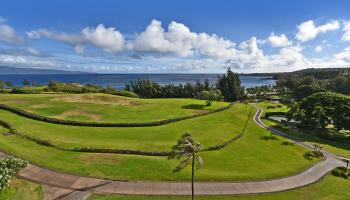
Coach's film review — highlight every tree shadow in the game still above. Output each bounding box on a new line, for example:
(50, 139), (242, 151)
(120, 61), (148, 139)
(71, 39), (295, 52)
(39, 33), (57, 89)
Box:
(182, 104), (207, 110)
(281, 141), (294, 146)
(260, 134), (279, 141)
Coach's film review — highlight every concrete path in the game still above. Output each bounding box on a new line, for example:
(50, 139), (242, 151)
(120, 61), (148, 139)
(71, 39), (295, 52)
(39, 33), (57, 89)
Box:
(5, 106), (346, 199)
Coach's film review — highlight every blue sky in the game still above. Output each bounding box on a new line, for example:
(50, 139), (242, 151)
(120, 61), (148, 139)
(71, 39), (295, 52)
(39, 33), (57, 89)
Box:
(0, 0), (350, 73)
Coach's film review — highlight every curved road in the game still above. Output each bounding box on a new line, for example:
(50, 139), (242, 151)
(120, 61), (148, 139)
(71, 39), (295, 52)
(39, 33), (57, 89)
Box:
(1, 106), (346, 200)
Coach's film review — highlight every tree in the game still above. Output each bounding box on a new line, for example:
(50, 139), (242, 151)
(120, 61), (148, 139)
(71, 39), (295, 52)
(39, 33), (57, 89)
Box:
(217, 68), (243, 101)
(289, 92), (350, 131)
(22, 79), (30, 87)
(199, 89), (223, 106)
(0, 81), (5, 89)
(5, 81), (12, 88)
(168, 133), (203, 200)
(293, 85), (324, 101)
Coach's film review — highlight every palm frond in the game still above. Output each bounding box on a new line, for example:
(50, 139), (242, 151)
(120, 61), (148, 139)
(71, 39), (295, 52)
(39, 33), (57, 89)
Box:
(174, 156), (192, 172)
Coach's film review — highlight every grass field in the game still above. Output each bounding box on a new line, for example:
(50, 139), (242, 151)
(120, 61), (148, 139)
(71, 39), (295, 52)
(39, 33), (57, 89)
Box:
(0, 178), (43, 200)
(0, 93), (228, 122)
(87, 174), (350, 200)
(0, 103), (244, 151)
(259, 101), (350, 159)
(0, 102), (319, 181)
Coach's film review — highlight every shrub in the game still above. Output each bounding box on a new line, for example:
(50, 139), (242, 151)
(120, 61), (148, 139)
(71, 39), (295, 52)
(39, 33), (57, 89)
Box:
(303, 151), (324, 160)
(0, 157), (27, 191)
(332, 167), (349, 179)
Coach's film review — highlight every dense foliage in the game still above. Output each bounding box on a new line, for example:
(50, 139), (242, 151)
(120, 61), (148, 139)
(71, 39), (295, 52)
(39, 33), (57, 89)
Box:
(217, 68), (243, 101)
(125, 78), (213, 98)
(276, 74), (350, 97)
(288, 92), (350, 131)
(0, 157), (27, 191)
(125, 68), (243, 101)
(46, 81), (139, 98)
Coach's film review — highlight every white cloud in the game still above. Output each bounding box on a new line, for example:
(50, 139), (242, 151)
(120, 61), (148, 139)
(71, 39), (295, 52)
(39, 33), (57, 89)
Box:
(268, 33), (292, 47)
(27, 24), (125, 53)
(296, 20), (340, 42)
(315, 45), (323, 52)
(131, 19), (236, 59)
(342, 21), (350, 41)
(0, 24), (22, 45)
(74, 45), (85, 54)
(81, 24), (124, 52)
(27, 47), (41, 56)
(0, 54), (55, 67)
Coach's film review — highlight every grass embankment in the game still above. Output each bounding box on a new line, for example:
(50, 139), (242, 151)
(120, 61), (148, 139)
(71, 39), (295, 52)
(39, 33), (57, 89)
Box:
(87, 174), (350, 200)
(0, 93), (228, 123)
(259, 101), (350, 158)
(0, 178), (43, 200)
(0, 104), (318, 181)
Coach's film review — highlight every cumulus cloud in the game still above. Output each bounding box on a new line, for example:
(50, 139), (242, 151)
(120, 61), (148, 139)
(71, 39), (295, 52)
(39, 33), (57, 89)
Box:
(342, 21), (350, 41)
(0, 24), (23, 45)
(131, 19), (236, 59)
(268, 33), (292, 47)
(296, 20), (340, 42)
(0, 54), (55, 67)
(27, 24), (125, 53)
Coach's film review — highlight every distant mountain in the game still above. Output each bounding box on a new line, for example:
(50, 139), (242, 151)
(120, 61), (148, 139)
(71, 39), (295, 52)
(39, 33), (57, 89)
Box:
(0, 66), (90, 74)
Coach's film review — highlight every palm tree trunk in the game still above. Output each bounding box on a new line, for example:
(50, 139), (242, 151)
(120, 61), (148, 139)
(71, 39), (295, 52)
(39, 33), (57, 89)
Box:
(192, 153), (195, 200)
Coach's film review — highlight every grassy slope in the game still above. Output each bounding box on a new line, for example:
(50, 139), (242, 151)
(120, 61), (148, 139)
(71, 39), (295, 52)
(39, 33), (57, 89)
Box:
(0, 93), (228, 122)
(88, 175), (350, 200)
(259, 101), (350, 158)
(0, 178), (43, 200)
(0, 104), (318, 181)
(0, 103), (245, 151)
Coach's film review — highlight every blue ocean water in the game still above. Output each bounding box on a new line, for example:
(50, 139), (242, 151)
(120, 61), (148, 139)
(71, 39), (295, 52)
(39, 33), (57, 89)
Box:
(0, 74), (275, 89)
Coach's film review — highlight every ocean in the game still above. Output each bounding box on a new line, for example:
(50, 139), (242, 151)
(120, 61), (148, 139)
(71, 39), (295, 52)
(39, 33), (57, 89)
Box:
(0, 74), (275, 89)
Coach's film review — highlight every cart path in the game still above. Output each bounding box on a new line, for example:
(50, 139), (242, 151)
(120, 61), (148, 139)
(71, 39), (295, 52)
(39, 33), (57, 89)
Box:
(0, 106), (345, 199)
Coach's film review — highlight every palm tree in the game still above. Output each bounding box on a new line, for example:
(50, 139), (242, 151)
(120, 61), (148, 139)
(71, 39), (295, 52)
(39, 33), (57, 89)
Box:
(168, 133), (203, 200)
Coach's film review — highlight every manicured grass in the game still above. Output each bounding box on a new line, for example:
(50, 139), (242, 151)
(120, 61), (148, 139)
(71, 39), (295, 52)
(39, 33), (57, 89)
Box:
(0, 93), (228, 122)
(0, 103), (246, 151)
(0, 103), (318, 181)
(87, 174), (350, 200)
(0, 178), (43, 200)
(258, 101), (289, 116)
(259, 101), (350, 159)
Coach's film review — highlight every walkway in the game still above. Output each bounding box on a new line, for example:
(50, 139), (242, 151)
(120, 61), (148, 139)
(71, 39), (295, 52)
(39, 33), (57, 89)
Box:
(3, 106), (346, 199)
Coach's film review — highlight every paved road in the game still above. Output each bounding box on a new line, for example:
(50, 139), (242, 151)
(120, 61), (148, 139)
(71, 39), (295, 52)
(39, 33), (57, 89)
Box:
(2, 106), (346, 199)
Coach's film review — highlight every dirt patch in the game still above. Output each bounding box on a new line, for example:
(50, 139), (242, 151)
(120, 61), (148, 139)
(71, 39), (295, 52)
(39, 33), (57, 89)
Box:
(51, 94), (139, 106)
(30, 104), (51, 109)
(80, 153), (122, 164)
(55, 109), (102, 121)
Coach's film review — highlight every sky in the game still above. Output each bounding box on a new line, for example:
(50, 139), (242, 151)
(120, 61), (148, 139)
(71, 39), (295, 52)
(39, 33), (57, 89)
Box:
(1, 0), (350, 73)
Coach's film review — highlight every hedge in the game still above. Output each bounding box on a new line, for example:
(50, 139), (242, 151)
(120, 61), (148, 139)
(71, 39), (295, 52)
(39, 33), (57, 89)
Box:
(0, 102), (234, 127)
(264, 111), (287, 118)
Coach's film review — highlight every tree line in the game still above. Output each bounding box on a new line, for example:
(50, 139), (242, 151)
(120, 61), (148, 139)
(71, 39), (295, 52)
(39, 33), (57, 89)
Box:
(125, 68), (243, 102)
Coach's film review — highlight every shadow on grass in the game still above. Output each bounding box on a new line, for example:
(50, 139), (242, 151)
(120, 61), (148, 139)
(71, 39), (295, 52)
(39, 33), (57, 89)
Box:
(260, 134), (279, 141)
(281, 141), (294, 146)
(181, 104), (207, 110)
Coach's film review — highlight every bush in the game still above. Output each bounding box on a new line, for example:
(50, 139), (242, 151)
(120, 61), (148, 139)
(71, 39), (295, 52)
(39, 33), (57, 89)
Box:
(303, 151), (324, 160)
(332, 167), (350, 179)
(0, 157), (27, 191)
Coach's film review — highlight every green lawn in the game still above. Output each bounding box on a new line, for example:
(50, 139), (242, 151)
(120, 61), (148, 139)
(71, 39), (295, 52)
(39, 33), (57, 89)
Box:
(0, 93), (228, 122)
(0, 178), (43, 200)
(259, 101), (350, 159)
(0, 103), (245, 151)
(0, 104), (318, 181)
(87, 174), (350, 200)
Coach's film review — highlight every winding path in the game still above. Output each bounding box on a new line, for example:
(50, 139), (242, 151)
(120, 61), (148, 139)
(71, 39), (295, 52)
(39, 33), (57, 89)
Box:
(1, 106), (347, 200)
